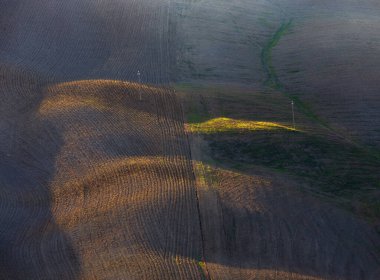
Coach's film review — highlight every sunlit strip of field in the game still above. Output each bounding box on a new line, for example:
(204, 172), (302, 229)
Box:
(186, 117), (298, 134)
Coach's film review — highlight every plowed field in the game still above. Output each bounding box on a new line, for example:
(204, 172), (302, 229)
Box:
(1, 1), (380, 279)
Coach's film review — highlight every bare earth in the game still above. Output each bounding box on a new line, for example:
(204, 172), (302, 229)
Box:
(0, 1), (380, 279)
(1, 1), (203, 279)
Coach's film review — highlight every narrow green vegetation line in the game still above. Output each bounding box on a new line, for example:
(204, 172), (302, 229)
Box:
(261, 19), (292, 89)
(260, 19), (329, 128)
(256, 20), (380, 220)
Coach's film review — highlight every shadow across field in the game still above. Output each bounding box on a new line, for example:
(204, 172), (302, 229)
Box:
(192, 159), (380, 280)
(178, 83), (380, 222)
(1, 69), (379, 279)
(0, 66), (80, 279)
(27, 79), (205, 279)
(178, 82), (380, 279)
(205, 129), (380, 220)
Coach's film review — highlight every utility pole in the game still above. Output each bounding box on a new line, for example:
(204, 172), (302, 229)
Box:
(137, 70), (142, 101)
(291, 100), (295, 130)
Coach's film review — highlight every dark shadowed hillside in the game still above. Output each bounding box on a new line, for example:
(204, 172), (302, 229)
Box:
(1, 0), (379, 279)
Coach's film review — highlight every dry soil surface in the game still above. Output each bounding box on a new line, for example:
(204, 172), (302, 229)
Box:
(0, 1), (204, 279)
(1, 1), (380, 280)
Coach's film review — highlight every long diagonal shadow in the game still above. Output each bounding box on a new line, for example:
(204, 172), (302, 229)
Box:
(0, 66), (81, 279)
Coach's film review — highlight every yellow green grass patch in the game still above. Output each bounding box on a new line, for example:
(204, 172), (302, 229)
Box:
(187, 117), (297, 134)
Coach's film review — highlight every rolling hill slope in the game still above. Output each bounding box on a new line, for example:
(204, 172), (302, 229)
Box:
(0, 1), (204, 279)
(0, 74), (205, 279)
(0, 0), (380, 279)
